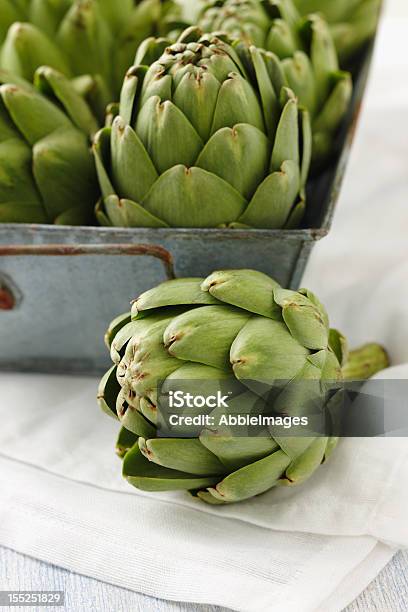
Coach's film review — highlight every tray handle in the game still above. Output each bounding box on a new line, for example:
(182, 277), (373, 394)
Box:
(0, 243), (175, 311)
(0, 243), (175, 280)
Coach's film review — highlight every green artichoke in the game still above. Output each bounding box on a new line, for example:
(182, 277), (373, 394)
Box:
(0, 66), (99, 224)
(198, 0), (353, 165)
(98, 269), (388, 504)
(0, 0), (181, 117)
(93, 28), (311, 229)
(293, 0), (381, 64)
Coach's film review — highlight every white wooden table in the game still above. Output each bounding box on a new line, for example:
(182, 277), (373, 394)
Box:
(1, 547), (407, 611)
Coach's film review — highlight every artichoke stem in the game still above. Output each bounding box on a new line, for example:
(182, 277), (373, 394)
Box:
(342, 343), (389, 381)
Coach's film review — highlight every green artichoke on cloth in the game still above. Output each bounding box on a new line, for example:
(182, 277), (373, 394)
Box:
(94, 28), (312, 229)
(198, 0), (353, 165)
(98, 269), (388, 504)
(293, 0), (382, 64)
(0, 67), (99, 224)
(0, 0), (181, 118)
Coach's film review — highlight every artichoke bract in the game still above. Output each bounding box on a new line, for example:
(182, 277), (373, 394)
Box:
(198, 0), (353, 165)
(0, 67), (99, 224)
(293, 0), (381, 65)
(0, 0), (181, 117)
(98, 269), (388, 504)
(93, 28), (311, 229)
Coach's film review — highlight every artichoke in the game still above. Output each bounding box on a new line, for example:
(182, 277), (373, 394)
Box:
(98, 269), (389, 504)
(93, 28), (311, 229)
(0, 0), (181, 117)
(293, 0), (382, 64)
(198, 0), (353, 165)
(0, 66), (99, 224)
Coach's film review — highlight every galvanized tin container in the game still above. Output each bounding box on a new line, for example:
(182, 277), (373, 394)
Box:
(0, 43), (375, 375)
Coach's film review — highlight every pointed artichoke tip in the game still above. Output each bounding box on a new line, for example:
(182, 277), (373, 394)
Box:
(112, 115), (126, 135)
(0, 83), (19, 96)
(8, 21), (27, 36)
(37, 65), (58, 80)
(164, 332), (182, 353)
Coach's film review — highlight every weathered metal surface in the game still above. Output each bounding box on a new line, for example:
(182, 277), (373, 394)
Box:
(0, 40), (377, 375)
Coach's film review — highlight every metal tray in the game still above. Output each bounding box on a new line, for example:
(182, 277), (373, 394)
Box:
(0, 41), (376, 375)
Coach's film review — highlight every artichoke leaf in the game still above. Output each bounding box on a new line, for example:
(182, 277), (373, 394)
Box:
(282, 436), (328, 485)
(116, 426), (139, 459)
(32, 127), (98, 223)
(299, 288), (330, 328)
(239, 159), (300, 229)
(119, 66), (147, 126)
(328, 328), (349, 368)
(313, 72), (352, 135)
(284, 197), (305, 229)
(139, 438), (227, 476)
(98, 365), (121, 420)
(136, 96), (203, 173)
(231, 316), (310, 387)
(0, 137), (46, 220)
(93, 128), (115, 199)
(300, 107), (312, 188)
(116, 388), (157, 438)
(28, 0), (74, 36)
(0, 0), (27, 41)
(273, 287), (329, 350)
(195, 490), (227, 504)
(0, 22), (71, 82)
(56, 0), (113, 93)
(211, 72), (265, 136)
(163, 305), (251, 369)
(265, 18), (298, 59)
(104, 194), (168, 229)
(134, 278), (220, 314)
(123, 444), (220, 491)
(142, 165), (247, 228)
(282, 51), (317, 117)
(307, 15), (338, 106)
(34, 66), (99, 137)
(139, 69), (173, 108)
(110, 319), (146, 364)
(247, 46), (280, 137)
(135, 36), (173, 67)
(206, 449), (291, 503)
(202, 269), (281, 319)
(270, 96), (299, 171)
(173, 69), (221, 142)
(95, 200), (112, 227)
(0, 82), (72, 145)
(196, 123), (270, 200)
(111, 115), (158, 204)
(105, 312), (132, 349)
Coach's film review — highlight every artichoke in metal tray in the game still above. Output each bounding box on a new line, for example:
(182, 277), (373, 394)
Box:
(0, 0), (181, 117)
(98, 269), (389, 504)
(293, 0), (381, 64)
(94, 28), (312, 229)
(198, 0), (353, 165)
(0, 67), (99, 224)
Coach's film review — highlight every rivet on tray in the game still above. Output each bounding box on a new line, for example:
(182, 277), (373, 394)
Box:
(0, 286), (15, 310)
(0, 274), (21, 310)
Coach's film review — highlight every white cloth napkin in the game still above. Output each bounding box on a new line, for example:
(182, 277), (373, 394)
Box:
(1, 7), (408, 612)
